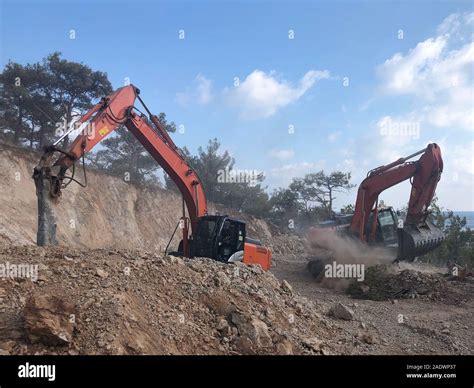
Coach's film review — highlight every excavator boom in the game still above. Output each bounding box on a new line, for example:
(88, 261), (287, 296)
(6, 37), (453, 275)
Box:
(33, 85), (207, 256)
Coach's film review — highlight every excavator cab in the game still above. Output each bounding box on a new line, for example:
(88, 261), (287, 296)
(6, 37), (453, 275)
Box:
(191, 215), (245, 261)
(376, 208), (400, 247)
(188, 215), (272, 270)
(365, 206), (444, 261)
(366, 207), (399, 248)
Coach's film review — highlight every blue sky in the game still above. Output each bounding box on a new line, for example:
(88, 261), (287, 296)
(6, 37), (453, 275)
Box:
(1, 0), (473, 210)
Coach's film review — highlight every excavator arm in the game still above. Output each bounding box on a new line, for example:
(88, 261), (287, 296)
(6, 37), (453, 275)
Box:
(350, 143), (444, 260)
(33, 85), (207, 255)
(34, 84), (272, 270)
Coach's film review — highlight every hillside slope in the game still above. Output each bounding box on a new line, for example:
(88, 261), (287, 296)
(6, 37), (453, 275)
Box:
(0, 141), (279, 252)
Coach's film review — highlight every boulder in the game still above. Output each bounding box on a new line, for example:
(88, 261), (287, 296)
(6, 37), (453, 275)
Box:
(302, 337), (323, 352)
(276, 339), (293, 355)
(24, 293), (76, 346)
(281, 280), (293, 294)
(231, 312), (273, 348)
(214, 271), (231, 287)
(328, 302), (354, 321)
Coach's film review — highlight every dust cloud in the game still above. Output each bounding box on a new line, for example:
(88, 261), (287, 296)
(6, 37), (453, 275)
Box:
(306, 227), (395, 290)
(307, 227), (395, 266)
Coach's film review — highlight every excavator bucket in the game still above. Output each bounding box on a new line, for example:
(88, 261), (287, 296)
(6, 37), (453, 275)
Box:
(397, 221), (445, 261)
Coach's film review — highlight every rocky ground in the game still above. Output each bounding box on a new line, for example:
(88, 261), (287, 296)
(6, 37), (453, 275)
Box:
(272, 254), (474, 355)
(0, 141), (472, 356)
(0, 244), (342, 355)
(1, 243), (472, 355)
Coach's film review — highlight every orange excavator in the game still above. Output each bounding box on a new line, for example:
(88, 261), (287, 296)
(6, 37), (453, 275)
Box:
(33, 85), (272, 270)
(308, 144), (445, 276)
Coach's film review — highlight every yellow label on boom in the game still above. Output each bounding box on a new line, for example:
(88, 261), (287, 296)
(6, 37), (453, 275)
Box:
(99, 127), (109, 136)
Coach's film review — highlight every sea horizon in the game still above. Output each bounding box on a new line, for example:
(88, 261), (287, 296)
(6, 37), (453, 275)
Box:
(453, 211), (474, 229)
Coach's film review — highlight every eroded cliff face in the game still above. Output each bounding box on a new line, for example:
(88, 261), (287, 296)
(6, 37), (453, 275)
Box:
(0, 141), (274, 252)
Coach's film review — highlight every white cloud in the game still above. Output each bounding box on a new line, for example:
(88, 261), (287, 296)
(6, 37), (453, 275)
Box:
(377, 12), (474, 130)
(443, 141), (474, 176)
(268, 148), (295, 160)
(437, 11), (474, 37)
(378, 37), (447, 95)
(432, 140), (474, 210)
(226, 69), (330, 119)
(328, 131), (342, 143)
(176, 73), (213, 106)
(195, 74), (213, 104)
(337, 158), (355, 172)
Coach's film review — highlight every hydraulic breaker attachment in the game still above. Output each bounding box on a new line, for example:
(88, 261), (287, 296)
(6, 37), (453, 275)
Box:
(33, 165), (58, 246)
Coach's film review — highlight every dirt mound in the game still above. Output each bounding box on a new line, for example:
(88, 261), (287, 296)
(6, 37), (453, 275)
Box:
(0, 244), (343, 355)
(347, 265), (473, 305)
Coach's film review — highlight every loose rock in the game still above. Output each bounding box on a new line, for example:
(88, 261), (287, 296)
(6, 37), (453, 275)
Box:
(23, 293), (76, 346)
(328, 302), (354, 321)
